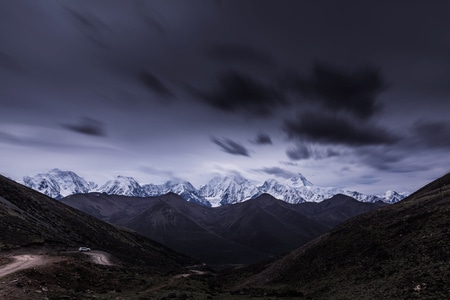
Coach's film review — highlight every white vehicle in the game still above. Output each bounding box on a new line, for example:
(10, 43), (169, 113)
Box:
(78, 247), (91, 252)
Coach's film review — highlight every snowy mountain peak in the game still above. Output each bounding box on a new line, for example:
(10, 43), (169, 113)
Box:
(115, 175), (137, 181)
(260, 179), (279, 189)
(141, 183), (162, 196)
(49, 168), (63, 174)
(98, 176), (143, 197)
(23, 175), (61, 199)
(285, 173), (313, 187)
(163, 180), (196, 192)
(201, 174), (246, 189)
(198, 174), (259, 207)
(21, 169), (407, 206)
(380, 190), (407, 204)
(22, 169), (93, 199)
(257, 178), (308, 203)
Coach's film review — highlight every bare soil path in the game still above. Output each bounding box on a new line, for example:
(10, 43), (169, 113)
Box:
(146, 269), (209, 293)
(0, 255), (49, 278)
(82, 251), (113, 266)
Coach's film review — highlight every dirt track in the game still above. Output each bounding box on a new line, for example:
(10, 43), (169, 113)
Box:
(0, 255), (47, 278)
(0, 251), (113, 278)
(83, 251), (112, 266)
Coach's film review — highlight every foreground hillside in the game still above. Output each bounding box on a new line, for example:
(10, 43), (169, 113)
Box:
(233, 173), (450, 299)
(0, 175), (301, 299)
(0, 175), (195, 270)
(63, 192), (383, 265)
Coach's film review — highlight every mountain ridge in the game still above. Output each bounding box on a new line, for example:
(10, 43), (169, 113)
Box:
(229, 172), (450, 298)
(21, 168), (407, 206)
(62, 192), (384, 264)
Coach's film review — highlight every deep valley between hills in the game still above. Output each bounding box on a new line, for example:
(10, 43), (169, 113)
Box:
(61, 192), (384, 265)
(0, 172), (449, 299)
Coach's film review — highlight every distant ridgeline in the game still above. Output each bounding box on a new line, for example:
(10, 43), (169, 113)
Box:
(21, 168), (406, 206)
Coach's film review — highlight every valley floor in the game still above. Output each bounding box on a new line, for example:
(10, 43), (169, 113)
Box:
(0, 247), (302, 300)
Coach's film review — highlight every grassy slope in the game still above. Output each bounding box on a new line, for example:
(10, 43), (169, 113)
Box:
(236, 173), (450, 299)
(0, 175), (196, 271)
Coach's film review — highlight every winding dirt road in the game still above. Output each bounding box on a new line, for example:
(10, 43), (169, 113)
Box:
(0, 255), (47, 278)
(83, 251), (112, 266)
(0, 251), (113, 279)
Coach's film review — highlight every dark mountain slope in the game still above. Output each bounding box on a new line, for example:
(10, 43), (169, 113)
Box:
(0, 175), (195, 271)
(63, 192), (383, 265)
(209, 194), (329, 256)
(238, 173), (450, 299)
(114, 193), (269, 264)
(64, 193), (332, 264)
(62, 192), (154, 221)
(294, 194), (386, 226)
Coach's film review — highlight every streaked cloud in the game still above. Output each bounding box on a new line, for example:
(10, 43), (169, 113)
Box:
(211, 137), (250, 157)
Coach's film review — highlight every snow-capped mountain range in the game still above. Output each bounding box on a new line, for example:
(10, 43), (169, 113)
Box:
(23, 169), (97, 200)
(20, 169), (407, 206)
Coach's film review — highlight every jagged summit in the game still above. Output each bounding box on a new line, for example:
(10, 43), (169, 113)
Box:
(22, 169), (407, 206)
(22, 168), (94, 199)
(380, 190), (407, 204)
(99, 176), (143, 197)
(285, 173), (313, 187)
(198, 174), (259, 207)
(161, 180), (210, 206)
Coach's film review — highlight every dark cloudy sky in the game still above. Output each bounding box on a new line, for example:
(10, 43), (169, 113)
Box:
(1, 0), (450, 194)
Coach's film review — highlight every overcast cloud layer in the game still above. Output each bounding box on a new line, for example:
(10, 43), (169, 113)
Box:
(1, 0), (450, 194)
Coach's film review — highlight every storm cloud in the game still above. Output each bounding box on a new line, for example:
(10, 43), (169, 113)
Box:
(283, 112), (398, 146)
(0, 51), (21, 72)
(138, 71), (174, 99)
(286, 144), (340, 161)
(255, 167), (296, 179)
(354, 145), (431, 173)
(62, 117), (105, 137)
(207, 43), (275, 67)
(411, 120), (450, 149)
(64, 5), (110, 49)
(289, 64), (386, 120)
(251, 133), (273, 145)
(211, 137), (250, 157)
(199, 70), (284, 117)
(286, 144), (311, 161)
